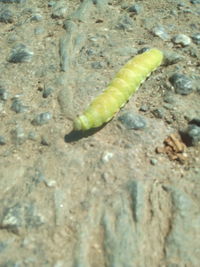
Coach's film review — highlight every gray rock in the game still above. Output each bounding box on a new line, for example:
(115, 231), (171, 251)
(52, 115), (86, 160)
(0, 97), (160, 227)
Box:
(52, 2), (68, 19)
(128, 4), (143, 14)
(11, 99), (28, 113)
(27, 131), (38, 141)
(116, 15), (133, 31)
(152, 25), (170, 41)
(0, 9), (14, 23)
(8, 44), (34, 63)
(169, 73), (194, 95)
(0, 0), (25, 2)
(162, 50), (183, 66)
(0, 202), (45, 234)
(0, 203), (23, 234)
(34, 26), (45, 35)
(172, 34), (191, 46)
(118, 112), (147, 130)
(0, 88), (8, 101)
(139, 104), (149, 112)
(41, 136), (51, 146)
(91, 61), (106, 69)
(42, 87), (54, 98)
(0, 136), (6, 145)
(190, 0), (200, 3)
(11, 127), (26, 145)
(30, 13), (43, 22)
(32, 112), (52, 125)
(191, 33), (200, 44)
(152, 108), (165, 119)
(185, 119), (200, 145)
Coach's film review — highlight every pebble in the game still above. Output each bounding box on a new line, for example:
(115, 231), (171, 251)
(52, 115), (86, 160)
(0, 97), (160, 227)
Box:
(152, 108), (165, 119)
(11, 127), (26, 145)
(118, 112), (147, 130)
(34, 27), (45, 35)
(162, 50), (183, 66)
(139, 104), (149, 112)
(0, 88), (8, 101)
(41, 136), (51, 146)
(28, 131), (38, 141)
(152, 26), (170, 41)
(0, 136), (6, 145)
(32, 112), (52, 125)
(172, 34), (191, 46)
(51, 3), (68, 19)
(190, 0), (200, 3)
(127, 4), (142, 14)
(11, 98), (28, 113)
(0, 9), (14, 23)
(191, 33), (200, 44)
(30, 13), (43, 22)
(0, 0), (26, 3)
(116, 15), (133, 31)
(169, 73), (194, 95)
(43, 87), (54, 98)
(150, 158), (157, 165)
(186, 123), (200, 146)
(91, 61), (106, 69)
(8, 44), (34, 63)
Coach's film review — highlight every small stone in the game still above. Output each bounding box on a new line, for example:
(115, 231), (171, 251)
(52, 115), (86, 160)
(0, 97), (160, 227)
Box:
(30, 13), (43, 22)
(0, 136), (6, 145)
(128, 4), (142, 14)
(11, 127), (26, 145)
(0, 0), (26, 2)
(162, 50), (183, 66)
(101, 151), (114, 163)
(0, 9), (14, 23)
(191, 33), (200, 45)
(185, 119), (200, 146)
(172, 34), (191, 46)
(150, 158), (157, 165)
(152, 26), (170, 41)
(91, 61), (106, 69)
(34, 27), (45, 35)
(48, 1), (56, 7)
(32, 112), (52, 126)
(28, 131), (38, 141)
(8, 44), (34, 63)
(139, 104), (149, 112)
(169, 73), (194, 95)
(116, 15), (133, 31)
(0, 88), (8, 101)
(52, 4), (68, 19)
(152, 108), (165, 119)
(11, 98), (28, 113)
(0, 203), (22, 234)
(190, 0), (200, 3)
(118, 112), (147, 130)
(41, 136), (51, 146)
(186, 124), (200, 146)
(43, 87), (53, 98)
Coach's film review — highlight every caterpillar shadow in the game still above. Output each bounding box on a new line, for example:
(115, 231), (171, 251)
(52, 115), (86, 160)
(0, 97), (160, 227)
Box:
(64, 125), (105, 142)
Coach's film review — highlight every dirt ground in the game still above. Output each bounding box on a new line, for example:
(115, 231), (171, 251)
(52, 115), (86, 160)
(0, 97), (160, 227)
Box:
(0, 0), (200, 266)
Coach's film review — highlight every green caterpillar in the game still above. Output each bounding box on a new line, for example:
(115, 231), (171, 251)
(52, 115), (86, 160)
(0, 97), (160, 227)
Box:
(73, 48), (163, 131)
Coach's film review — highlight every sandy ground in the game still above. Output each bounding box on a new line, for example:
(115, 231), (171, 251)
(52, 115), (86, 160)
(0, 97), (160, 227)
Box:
(0, 0), (200, 266)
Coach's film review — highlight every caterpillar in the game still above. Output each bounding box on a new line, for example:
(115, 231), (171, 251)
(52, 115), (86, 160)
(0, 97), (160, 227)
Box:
(73, 48), (163, 131)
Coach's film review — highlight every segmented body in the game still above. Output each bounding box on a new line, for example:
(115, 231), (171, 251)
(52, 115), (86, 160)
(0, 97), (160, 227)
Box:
(73, 48), (163, 131)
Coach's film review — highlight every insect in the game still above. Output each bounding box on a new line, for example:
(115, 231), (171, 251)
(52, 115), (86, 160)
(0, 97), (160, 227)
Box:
(73, 48), (163, 131)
